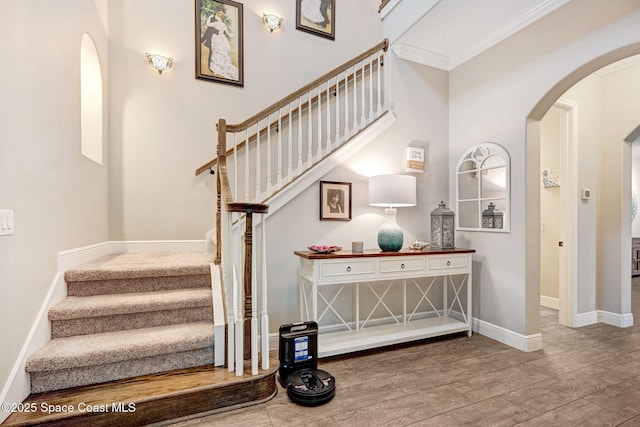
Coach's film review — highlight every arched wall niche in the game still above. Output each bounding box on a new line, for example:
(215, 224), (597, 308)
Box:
(80, 32), (104, 165)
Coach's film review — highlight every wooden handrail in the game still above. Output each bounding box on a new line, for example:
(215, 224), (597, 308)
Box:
(229, 39), (387, 133)
(379, 0), (391, 13)
(195, 55), (384, 176)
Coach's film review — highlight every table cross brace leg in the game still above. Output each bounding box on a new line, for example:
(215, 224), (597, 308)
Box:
(446, 276), (468, 323)
(317, 284), (352, 330)
(408, 277), (440, 321)
(361, 281), (399, 329)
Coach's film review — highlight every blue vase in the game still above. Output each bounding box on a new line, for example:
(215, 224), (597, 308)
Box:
(377, 208), (403, 252)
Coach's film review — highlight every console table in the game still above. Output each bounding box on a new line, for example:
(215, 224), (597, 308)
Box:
(294, 248), (475, 357)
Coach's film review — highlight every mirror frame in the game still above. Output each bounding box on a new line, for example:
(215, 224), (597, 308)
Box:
(456, 142), (510, 232)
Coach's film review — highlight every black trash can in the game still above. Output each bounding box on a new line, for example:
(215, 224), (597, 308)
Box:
(278, 321), (335, 406)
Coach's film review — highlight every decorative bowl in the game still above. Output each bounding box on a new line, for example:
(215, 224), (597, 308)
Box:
(308, 245), (342, 254)
(410, 241), (430, 250)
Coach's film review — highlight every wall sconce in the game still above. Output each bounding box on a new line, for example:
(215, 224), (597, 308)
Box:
(145, 53), (173, 74)
(369, 175), (417, 252)
(262, 13), (284, 32)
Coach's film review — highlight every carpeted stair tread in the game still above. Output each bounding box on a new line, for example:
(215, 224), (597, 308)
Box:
(48, 288), (212, 320)
(25, 322), (213, 373)
(64, 252), (215, 282)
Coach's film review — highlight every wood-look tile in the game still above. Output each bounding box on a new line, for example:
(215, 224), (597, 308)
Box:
(331, 385), (471, 427)
(264, 378), (407, 426)
(449, 363), (553, 402)
(501, 371), (605, 414)
(410, 396), (535, 426)
(514, 398), (627, 426)
(584, 376), (640, 419)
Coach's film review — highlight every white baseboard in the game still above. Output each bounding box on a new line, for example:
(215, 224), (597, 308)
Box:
(0, 240), (209, 425)
(540, 295), (560, 310)
(473, 318), (543, 352)
(576, 310), (634, 328)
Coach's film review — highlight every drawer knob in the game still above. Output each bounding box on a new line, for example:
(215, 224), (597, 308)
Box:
(346, 266), (351, 272)
(401, 263), (405, 269)
(447, 260), (451, 266)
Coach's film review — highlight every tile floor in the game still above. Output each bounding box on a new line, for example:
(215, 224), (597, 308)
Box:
(168, 281), (640, 426)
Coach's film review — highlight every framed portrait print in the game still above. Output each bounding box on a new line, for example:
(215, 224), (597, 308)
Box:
(320, 181), (351, 221)
(296, 0), (335, 40)
(196, 0), (244, 86)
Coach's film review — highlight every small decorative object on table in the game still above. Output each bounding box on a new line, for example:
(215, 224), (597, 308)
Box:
(430, 201), (455, 249)
(410, 241), (430, 250)
(352, 241), (364, 253)
(308, 245), (342, 254)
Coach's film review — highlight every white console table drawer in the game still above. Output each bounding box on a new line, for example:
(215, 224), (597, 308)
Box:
(379, 257), (426, 275)
(320, 259), (375, 281)
(427, 254), (469, 272)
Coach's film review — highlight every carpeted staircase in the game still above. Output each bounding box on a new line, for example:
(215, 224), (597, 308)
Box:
(25, 252), (217, 393)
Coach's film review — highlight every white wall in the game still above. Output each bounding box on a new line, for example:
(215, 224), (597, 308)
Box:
(633, 144), (640, 237)
(449, 0), (640, 336)
(107, 0), (384, 240)
(0, 0), (110, 393)
(265, 58), (450, 329)
(539, 107), (562, 301)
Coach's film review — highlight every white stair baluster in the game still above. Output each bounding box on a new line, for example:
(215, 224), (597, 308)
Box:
(288, 103), (293, 180)
(277, 110), (282, 188)
(307, 92), (313, 167)
(260, 213), (269, 369)
(251, 218), (258, 375)
(344, 70), (349, 139)
(353, 65), (358, 132)
(244, 129), (249, 201)
(369, 55), (374, 122)
(361, 60), (366, 126)
(256, 120), (261, 199)
(298, 98), (303, 171)
(326, 80), (332, 153)
(335, 76), (340, 146)
(377, 51), (383, 115)
(266, 114), (272, 195)
(317, 85), (322, 160)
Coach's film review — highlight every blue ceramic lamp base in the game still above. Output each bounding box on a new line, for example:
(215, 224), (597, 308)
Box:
(377, 208), (403, 252)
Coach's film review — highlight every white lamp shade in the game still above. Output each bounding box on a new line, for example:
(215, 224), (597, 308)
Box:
(369, 174), (417, 207)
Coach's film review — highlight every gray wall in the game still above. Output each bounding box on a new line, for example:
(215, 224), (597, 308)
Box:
(0, 0), (110, 390)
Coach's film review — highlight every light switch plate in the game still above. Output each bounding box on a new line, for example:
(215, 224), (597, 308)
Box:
(0, 210), (14, 235)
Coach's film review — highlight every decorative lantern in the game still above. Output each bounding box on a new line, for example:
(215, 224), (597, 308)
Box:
(482, 202), (504, 229)
(430, 201), (455, 249)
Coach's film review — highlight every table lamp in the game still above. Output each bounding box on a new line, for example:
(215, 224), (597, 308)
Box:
(369, 174), (417, 252)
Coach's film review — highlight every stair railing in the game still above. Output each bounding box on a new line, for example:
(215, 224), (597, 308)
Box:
(209, 39), (389, 377)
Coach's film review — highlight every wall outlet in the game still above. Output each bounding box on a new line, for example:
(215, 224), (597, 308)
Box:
(0, 210), (14, 236)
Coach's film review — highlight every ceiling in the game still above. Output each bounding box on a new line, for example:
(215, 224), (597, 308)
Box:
(388, 0), (571, 71)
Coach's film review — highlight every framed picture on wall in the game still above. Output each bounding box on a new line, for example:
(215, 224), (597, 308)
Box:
(296, 0), (335, 40)
(320, 181), (351, 221)
(196, 0), (244, 86)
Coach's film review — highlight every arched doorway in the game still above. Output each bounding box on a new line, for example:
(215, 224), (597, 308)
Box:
(527, 44), (640, 331)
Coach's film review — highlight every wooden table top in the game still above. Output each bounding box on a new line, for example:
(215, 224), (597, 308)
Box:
(294, 247), (475, 260)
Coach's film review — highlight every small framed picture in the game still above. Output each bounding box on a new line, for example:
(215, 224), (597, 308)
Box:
(296, 0), (335, 40)
(320, 181), (351, 221)
(196, 0), (244, 87)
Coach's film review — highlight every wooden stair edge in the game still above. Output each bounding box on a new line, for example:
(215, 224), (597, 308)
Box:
(1, 361), (279, 427)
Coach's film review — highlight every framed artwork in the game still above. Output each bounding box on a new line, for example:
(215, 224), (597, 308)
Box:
(196, 0), (244, 86)
(320, 181), (351, 221)
(296, 0), (335, 40)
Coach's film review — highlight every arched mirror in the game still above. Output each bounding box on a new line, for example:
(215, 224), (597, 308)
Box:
(456, 143), (510, 232)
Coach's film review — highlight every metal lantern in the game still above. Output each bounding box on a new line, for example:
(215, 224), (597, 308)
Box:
(430, 201), (455, 249)
(482, 202), (504, 229)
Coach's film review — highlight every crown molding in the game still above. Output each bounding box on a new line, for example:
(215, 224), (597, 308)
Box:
(450, 0), (571, 69)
